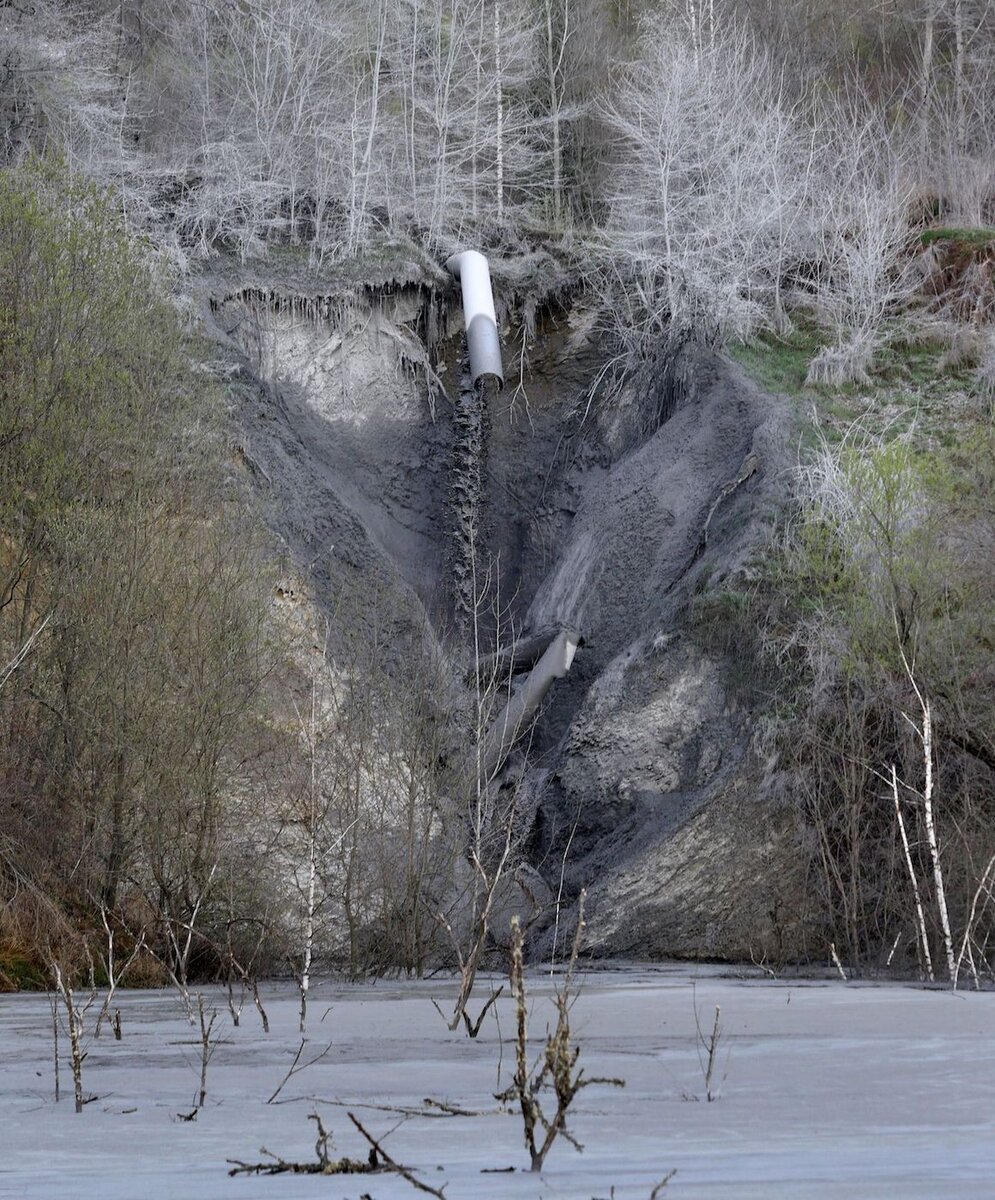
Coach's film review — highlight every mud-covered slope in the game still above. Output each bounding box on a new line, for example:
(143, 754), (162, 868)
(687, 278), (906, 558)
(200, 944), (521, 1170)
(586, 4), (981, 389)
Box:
(526, 358), (807, 962)
(202, 273), (807, 961)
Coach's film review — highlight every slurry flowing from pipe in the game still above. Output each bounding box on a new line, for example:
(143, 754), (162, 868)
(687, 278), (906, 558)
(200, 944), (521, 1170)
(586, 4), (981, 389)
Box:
(444, 250), (578, 776)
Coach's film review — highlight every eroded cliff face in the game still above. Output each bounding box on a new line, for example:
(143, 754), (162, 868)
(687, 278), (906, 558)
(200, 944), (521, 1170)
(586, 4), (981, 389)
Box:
(202, 267), (810, 962)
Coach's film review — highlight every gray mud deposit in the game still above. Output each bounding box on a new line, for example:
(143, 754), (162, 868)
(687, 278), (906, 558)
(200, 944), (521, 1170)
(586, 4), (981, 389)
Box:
(204, 277), (805, 961)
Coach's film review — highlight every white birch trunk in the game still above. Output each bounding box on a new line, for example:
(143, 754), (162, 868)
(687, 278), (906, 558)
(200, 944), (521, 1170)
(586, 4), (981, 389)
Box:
(300, 681), (318, 1033)
(299, 829), (316, 1032)
(891, 764), (934, 981)
(919, 701), (956, 982)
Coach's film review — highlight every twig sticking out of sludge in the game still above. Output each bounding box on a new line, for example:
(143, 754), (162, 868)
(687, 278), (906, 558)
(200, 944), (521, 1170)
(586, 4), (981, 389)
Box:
(227, 1110), (447, 1197)
(347, 1111), (447, 1198)
(226, 1152), (378, 1177)
(229, 1110), (378, 1177)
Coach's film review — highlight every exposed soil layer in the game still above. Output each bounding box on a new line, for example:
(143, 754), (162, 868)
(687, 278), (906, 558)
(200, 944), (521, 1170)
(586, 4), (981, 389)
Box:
(202, 274), (807, 961)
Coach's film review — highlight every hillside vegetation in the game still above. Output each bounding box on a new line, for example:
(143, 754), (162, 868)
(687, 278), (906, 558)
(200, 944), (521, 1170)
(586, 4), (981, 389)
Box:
(3, 0), (994, 358)
(0, 162), (279, 987)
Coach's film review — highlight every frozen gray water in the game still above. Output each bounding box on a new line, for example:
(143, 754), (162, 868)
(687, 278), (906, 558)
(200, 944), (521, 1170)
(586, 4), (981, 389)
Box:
(2, 965), (994, 1198)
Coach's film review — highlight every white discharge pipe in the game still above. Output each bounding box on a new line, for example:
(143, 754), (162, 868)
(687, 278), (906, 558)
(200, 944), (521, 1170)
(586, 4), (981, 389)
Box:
(445, 250), (504, 387)
(482, 628), (579, 779)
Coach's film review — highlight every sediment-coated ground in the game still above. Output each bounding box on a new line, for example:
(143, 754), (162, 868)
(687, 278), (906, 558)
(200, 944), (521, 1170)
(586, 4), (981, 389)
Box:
(4, 968), (994, 1198)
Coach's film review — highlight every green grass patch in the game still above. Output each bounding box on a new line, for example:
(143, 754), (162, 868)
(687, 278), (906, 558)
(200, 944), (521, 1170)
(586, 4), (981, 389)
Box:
(727, 325), (826, 397)
(920, 227), (995, 248)
(729, 314), (986, 464)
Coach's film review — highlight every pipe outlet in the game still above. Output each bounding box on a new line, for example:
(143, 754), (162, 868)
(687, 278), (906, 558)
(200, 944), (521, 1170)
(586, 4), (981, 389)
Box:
(482, 627), (580, 780)
(445, 250), (504, 387)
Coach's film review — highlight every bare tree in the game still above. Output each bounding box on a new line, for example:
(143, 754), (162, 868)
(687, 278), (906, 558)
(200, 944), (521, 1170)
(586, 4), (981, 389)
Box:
(600, 19), (816, 351)
(540, 0), (570, 227)
(805, 105), (915, 385)
(195, 993), (219, 1110)
(894, 644), (956, 981)
(94, 903), (146, 1038)
(434, 548), (543, 1034)
(890, 764), (935, 982)
(500, 892), (624, 1172)
(50, 957), (97, 1114)
(286, 666), (335, 1032)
